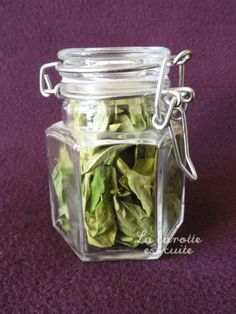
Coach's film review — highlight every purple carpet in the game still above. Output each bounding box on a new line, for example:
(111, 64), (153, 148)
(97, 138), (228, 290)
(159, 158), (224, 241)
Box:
(1, 1), (235, 313)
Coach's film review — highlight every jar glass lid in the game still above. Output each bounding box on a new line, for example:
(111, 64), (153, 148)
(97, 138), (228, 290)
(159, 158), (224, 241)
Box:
(57, 47), (171, 73)
(55, 47), (171, 98)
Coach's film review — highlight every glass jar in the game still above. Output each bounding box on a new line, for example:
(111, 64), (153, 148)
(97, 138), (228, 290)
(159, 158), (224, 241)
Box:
(39, 47), (197, 261)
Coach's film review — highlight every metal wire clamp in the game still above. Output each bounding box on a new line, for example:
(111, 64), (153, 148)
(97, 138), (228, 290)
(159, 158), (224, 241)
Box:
(39, 51), (197, 180)
(39, 62), (61, 98)
(152, 50), (197, 181)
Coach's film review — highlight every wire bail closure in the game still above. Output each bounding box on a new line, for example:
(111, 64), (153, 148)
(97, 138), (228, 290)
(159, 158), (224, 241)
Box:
(39, 62), (62, 98)
(39, 50), (197, 181)
(152, 50), (197, 181)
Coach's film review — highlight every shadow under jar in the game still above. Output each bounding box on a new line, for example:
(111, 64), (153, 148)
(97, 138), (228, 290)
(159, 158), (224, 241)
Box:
(39, 47), (197, 261)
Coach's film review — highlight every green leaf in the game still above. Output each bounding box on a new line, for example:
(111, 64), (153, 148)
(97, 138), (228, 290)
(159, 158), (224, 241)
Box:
(133, 145), (157, 175)
(81, 144), (132, 175)
(132, 158), (155, 176)
(58, 203), (70, 219)
(116, 157), (154, 216)
(166, 192), (181, 225)
(85, 200), (116, 238)
(134, 145), (146, 161)
(108, 123), (122, 132)
(114, 194), (155, 247)
(82, 165), (118, 248)
(59, 146), (74, 172)
(51, 146), (74, 232)
(128, 101), (147, 130)
(89, 166), (116, 210)
(67, 100), (86, 128)
(86, 222), (117, 248)
(82, 172), (93, 208)
(56, 217), (71, 232)
(115, 114), (134, 132)
(94, 102), (111, 132)
(117, 234), (139, 248)
(165, 142), (182, 194)
(145, 145), (157, 158)
(73, 111), (86, 128)
(51, 163), (64, 204)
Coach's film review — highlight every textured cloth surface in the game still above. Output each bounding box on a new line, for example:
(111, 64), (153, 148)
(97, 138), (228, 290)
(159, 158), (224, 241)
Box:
(0, 1), (235, 313)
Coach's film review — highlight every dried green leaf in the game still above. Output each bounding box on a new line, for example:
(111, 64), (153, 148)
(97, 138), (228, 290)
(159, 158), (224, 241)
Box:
(115, 114), (134, 132)
(94, 102), (111, 132)
(116, 157), (154, 216)
(56, 216), (71, 232)
(166, 192), (181, 225)
(114, 194), (155, 247)
(51, 146), (74, 232)
(81, 144), (132, 175)
(128, 101), (147, 130)
(108, 123), (122, 132)
(132, 158), (155, 176)
(82, 166), (118, 248)
(52, 163), (64, 204)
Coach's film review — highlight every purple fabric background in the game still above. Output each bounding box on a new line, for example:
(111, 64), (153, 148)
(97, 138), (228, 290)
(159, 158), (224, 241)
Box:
(1, 0), (235, 313)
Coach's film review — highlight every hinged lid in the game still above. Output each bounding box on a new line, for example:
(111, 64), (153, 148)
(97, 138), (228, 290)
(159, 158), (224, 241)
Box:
(39, 47), (197, 181)
(40, 47), (171, 99)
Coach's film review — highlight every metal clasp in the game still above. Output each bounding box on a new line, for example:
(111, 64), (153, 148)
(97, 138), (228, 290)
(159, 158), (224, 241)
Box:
(170, 107), (197, 181)
(39, 62), (61, 97)
(152, 50), (197, 181)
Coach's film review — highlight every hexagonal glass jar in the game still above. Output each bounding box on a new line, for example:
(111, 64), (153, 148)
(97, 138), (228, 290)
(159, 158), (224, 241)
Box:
(41, 47), (190, 261)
